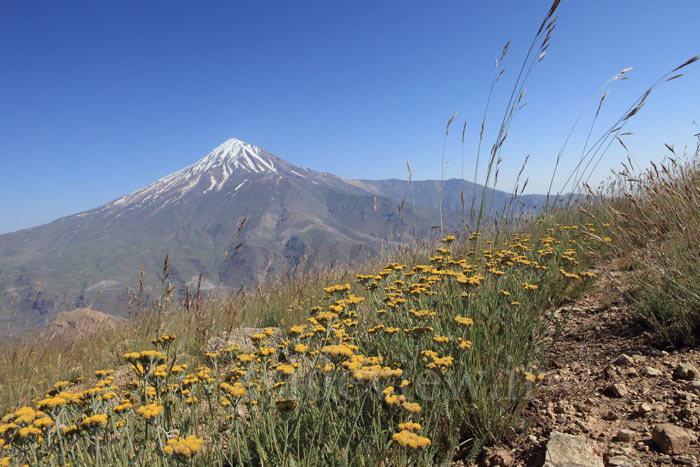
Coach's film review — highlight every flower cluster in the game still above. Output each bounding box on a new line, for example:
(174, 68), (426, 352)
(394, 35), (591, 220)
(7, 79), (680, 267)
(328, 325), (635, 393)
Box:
(0, 221), (607, 465)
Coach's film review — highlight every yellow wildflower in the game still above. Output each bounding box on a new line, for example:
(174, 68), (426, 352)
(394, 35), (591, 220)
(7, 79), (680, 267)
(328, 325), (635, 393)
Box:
(384, 394), (406, 406)
(18, 426), (42, 438)
(316, 311), (339, 322)
(53, 381), (71, 390)
(114, 401), (133, 414)
(559, 269), (580, 279)
(80, 413), (108, 430)
(164, 435), (204, 458)
(398, 422), (422, 432)
(62, 425), (79, 436)
(250, 333), (266, 342)
(221, 382), (246, 399)
(321, 344), (354, 360)
(136, 403), (163, 420)
(276, 364), (295, 376)
(0, 423), (18, 435)
(32, 417), (52, 428)
(36, 396), (67, 410)
(457, 339), (472, 349)
(392, 430), (431, 449)
(402, 402), (422, 413)
(441, 235), (455, 244)
(454, 316), (474, 326)
(13, 407), (36, 424)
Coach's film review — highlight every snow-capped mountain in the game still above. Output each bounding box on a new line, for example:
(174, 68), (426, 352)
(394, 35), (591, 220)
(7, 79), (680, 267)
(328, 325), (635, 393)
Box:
(108, 139), (282, 211)
(0, 139), (453, 333)
(0, 137), (546, 334)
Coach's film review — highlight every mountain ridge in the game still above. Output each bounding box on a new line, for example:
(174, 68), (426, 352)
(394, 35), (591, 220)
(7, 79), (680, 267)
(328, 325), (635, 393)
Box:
(0, 138), (544, 334)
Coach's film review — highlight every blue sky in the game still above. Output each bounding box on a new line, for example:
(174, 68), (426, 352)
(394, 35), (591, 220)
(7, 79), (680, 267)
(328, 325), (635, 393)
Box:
(1, 0), (698, 234)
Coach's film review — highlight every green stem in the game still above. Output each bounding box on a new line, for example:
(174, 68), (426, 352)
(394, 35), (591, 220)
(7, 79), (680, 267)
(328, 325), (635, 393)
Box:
(94, 433), (101, 467)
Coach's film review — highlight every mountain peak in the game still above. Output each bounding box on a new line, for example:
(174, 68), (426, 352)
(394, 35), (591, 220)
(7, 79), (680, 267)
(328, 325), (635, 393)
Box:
(105, 138), (281, 211)
(210, 137), (255, 158)
(193, 138), (277, 175)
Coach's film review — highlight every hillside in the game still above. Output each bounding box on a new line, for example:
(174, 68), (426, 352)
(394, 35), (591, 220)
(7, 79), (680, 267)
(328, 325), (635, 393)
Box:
(0, 138), (542, 334)
(2, 0), (699, 464)
(1, 149), (699, 466)
(358, 178), (547, 216)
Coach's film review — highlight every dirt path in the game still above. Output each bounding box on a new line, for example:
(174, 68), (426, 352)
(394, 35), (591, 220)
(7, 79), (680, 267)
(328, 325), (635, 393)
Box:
(477, 265), (700, 466)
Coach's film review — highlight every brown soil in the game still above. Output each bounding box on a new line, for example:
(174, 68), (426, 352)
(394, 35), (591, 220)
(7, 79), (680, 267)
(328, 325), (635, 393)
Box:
(477, 264), (700, 466)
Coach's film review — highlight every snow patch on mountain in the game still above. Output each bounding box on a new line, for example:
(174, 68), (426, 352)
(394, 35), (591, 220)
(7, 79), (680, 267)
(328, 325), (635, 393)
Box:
(106, 138), (278, 210)
(192, 138), (277, 175)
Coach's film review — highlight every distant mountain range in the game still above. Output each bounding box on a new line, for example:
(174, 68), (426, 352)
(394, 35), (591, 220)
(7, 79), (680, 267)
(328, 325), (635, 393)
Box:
(0, 138), (547, 334)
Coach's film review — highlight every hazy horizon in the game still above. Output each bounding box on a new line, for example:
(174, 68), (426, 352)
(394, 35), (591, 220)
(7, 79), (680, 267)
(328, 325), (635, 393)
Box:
(1, 0), (698, 234)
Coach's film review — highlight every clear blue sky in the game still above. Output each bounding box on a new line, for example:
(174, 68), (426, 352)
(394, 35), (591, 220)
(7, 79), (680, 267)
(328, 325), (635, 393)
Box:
(1, 0), (698, 234)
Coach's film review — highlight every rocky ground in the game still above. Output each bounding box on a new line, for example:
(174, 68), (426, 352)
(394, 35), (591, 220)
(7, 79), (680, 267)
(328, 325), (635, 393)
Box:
(478, 265), (700, 466)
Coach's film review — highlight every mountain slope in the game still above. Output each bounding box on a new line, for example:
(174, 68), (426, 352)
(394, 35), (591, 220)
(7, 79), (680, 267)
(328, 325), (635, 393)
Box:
(355, 178), (548, 218)
(0, 139), (460, 333)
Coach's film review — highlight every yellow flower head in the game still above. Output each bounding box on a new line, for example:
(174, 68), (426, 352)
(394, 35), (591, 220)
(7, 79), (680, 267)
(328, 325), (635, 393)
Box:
(457, 339), (472, 350)
(250, 333), (266, 342)
(136, 403), (163, 420)
(402, 402), (422, 413)
(321, 344), (354, 360)
(384, 394), (406, 406)
(164, 435), (204, 458)
(114, 401), (133, 414)
(33, 417), (53, 428)
(220, 382), (246, 399)
(398, 422), (422, 432)
(432, 335), (449, 344)
(80, 413), (108, 430)
(392, 430), (431, 449)
(276, 364), (295, 376)
(36, 396), (67, 410)
(53, 381), (71, 390)
(17, 425), (42, 439)
(12, 407), (36, 424)
(454, 316), (474, 326)
(316, 311), (339, 322)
